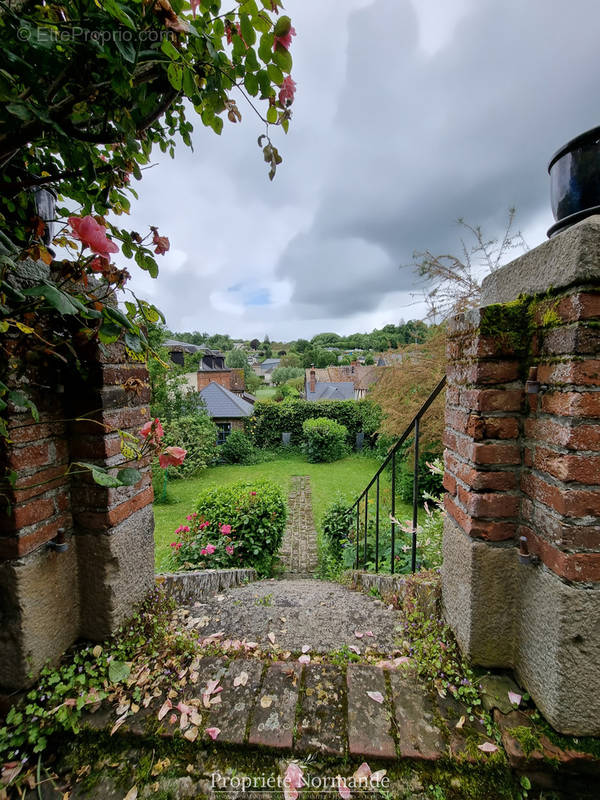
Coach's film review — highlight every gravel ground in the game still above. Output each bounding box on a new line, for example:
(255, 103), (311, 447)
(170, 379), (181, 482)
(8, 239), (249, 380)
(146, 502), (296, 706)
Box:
(183, 578), (402, 655)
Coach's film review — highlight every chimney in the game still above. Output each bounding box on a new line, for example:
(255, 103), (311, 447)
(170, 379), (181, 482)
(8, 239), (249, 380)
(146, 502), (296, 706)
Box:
(309, 365), (316, 394)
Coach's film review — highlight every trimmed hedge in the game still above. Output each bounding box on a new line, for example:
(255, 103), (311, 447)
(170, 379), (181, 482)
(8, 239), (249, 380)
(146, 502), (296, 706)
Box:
(246, 398), (381, 448)
(302, 417), (348, 462)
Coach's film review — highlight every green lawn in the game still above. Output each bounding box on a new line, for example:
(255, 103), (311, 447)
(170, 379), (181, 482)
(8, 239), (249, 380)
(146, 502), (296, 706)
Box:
(254, 386), (277, 400)
(153, 454), (391, 571)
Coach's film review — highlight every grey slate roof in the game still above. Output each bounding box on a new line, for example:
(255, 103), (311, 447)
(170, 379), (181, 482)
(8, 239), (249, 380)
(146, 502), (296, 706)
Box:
(306, 381), (355, 402)
(259, 358), (281, 371)
(199, 381), (254, 418)
(164, 338), (207, 353)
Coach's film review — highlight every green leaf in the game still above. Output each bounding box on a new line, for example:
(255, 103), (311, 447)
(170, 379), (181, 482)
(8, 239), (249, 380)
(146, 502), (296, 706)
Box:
(244, 71), (259, 96)
(239, 14), (256, 46)
(108, 660), (131, 684)
(124, 331), (143, 353)
(102, 0), (135, 29)
(98, 321), (121, 344)
(182, 67), (197, 99)
(167, 62), (183, 92)
(257, 69), (271, 97)
(22, 283), (78, 315)
(272, 47), (292, 74)
(273, 15), (292, 38)
(104, 306), (134, 331)
(258, 32), (274, 63)
(161, 39), (181, 61)
(116, 468), (142, 486)
(8, 390), (39, 421)
(210, 115), (223, 135)
(266, 105), (277, 124)
(267, 63), (283, 85)
(114, 36), (136, 63)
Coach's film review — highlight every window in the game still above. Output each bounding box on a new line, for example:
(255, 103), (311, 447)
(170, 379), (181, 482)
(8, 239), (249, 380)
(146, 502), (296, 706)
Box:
(216, 422), (231, 445)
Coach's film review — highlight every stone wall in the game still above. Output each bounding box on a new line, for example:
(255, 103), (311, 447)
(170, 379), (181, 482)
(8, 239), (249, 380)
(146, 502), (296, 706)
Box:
(442, 216), (600, 736)
(0, 341), (154, 691)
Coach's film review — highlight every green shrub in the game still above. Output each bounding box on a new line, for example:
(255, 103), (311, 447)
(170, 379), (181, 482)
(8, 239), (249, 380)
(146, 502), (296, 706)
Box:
(321, 496), (355, 560)
(220, 430), (255, 464)
(398, 450), (444, 503)
(168, 480), (287, 576)
(162, 413), (218, 478)
(247, 398), (381, 448)
(302, 417), (349, 463)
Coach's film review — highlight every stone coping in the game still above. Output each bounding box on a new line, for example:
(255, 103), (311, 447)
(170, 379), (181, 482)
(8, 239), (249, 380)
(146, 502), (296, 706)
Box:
(346, 570), (441, 616)
(155, 568), (257, 605)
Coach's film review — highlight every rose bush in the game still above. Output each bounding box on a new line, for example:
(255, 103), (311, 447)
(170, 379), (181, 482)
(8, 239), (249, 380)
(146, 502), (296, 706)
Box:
(168, 479), (286, 576)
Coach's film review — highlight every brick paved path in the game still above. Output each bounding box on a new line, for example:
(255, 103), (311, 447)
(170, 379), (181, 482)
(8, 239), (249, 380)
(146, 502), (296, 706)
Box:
(279, 476), (318, 577)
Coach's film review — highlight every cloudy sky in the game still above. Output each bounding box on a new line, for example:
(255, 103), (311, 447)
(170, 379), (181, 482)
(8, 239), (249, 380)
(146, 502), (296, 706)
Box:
(118, 0), (600, 341)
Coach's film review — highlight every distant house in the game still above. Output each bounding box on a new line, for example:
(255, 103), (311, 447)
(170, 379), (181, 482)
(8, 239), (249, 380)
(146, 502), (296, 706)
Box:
(164, 338), (206, 366)
(199, 382), (254, 444)
(305, 364), (385, 401)
(253, 357), (281, 384)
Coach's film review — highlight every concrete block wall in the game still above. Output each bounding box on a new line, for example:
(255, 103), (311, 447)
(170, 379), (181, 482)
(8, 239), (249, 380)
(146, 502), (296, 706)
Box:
(0, 342), (154, 691)
(442, 216), (600, 736)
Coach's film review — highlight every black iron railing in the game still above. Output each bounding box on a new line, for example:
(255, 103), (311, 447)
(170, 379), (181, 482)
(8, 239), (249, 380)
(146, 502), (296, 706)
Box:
(350, 375), (446, 574)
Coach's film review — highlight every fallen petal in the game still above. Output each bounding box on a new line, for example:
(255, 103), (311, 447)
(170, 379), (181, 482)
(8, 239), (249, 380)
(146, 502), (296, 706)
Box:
(205, 727), (221, 740)
(348, 645), (360, 654)
(157, 700), (172, 721)
(352, 762), (371, 781)
(284, 762), (304, 789)
(354, 631), (364, 639)
(366, 691), (384, 704)
(267, 632), (276, 645)
(455, 715), (466, 730)
(298, 654), (310, 664)
(370, 769), (387, 783)
(234, 671), (249, 687)
(301, 645), (310, 653)
(183, 726), (198, 742)
(477, 742), (499, 753)
(508, 690), (522, 706)
(338, 778), (351, 799)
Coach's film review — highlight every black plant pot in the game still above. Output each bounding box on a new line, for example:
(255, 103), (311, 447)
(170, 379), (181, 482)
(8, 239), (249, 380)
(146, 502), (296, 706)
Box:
(548, 125), (600, 237)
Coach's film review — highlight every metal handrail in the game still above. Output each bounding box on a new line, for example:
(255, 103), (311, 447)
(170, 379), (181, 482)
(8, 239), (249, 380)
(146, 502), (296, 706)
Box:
(350, 375), (446, 574)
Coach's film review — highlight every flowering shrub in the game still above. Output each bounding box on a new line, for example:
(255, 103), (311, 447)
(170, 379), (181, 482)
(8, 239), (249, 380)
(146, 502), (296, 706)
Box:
(302, 417), (349, 463)
(168, 480), (286, 576)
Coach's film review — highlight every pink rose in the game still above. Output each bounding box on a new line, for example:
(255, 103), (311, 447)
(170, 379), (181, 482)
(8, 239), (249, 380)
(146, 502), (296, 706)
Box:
(225, 545), (234, 556)
(140, 418), (164, 441)
(279, 75), (296, 106)
(220, 524), (232, 535)
(69, 215), (119, 259)
(205, 543), (216, 554)
(274, 24), (295, 51)
(159, 446), (187, 468)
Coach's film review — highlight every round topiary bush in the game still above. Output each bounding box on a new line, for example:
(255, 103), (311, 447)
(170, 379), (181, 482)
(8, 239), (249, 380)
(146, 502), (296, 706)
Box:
(220, 429), (255, 464)
(168, 480), (287, 576)
(302, 417), (349, 463)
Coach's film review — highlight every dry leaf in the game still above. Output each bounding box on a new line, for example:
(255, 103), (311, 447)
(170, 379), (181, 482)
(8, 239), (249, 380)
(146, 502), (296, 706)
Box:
(110, 713), (128, 736)
(158, 699), (172, 721)
(267, 632), (276, 644)
(455, 715), (466, 730)
(260, 695), (273, 708)
(190, 710), (202, 726)
(92, 645), (102, 658)
(123, 787), (138, 800)
(183, 726), (198, 742)
(233, 671), (249, 687)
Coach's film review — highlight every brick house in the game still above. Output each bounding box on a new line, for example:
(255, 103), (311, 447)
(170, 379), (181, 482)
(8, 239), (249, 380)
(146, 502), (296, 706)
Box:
(305, 364), (385, 401)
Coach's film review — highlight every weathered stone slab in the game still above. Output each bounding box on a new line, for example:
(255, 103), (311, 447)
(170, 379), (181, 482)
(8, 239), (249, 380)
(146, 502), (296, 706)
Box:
(479, 673), (523, 714)
(295, 663), (346, 757)
(347, 664), (395, 760)
(208, 659), (264, 745)
(389, 672), (444, 761)
(155, 569), (257, 605)
(438, 694), (495, 761)
(248, 662), (301, 750)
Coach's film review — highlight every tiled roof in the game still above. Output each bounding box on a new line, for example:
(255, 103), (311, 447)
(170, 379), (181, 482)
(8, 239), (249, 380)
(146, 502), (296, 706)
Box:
(199, 381), (254, 418)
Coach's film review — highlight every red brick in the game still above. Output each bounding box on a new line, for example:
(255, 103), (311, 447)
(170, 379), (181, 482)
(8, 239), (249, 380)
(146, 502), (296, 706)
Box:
(101, 365), (149, 386)
(541, 391), (600, 418)
(8, 441), (51, 470)
(537, 359), (600, 387)
(468, 361), (520, 385)
(73, 484), (153, 530)
(556, 292), (600, 323)
(8, 421), (66, 445)
(444, 495), (516, 541)
(445, 407), (470, 435)
(11, 497), (55, 530)
(521, 497), (600, 551)
(13, 466), (67, 502)
(465, 414), (519, 441)
(457, 486), (519, 518)
(534, 446), (600, 485)
(460, 389), (523, 413)
(455, 437), (521, 466)
(524, 417), (600, 451)
(519, 526), (600, 582)
(0, 515), (71, 560)
(447, 334), (517, 360)
(540, 324), (600, 356)
(445, 386), (460, 406)
(521, 472), (600, 517)
(444, 452), (517, 491)
(69, 433), (123, 460)
(442, 471), (457, 495)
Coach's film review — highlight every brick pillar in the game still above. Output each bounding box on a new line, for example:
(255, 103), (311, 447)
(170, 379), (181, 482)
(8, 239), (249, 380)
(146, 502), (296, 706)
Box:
(442, 215), (600, 736)
(0, 340), (154, 690)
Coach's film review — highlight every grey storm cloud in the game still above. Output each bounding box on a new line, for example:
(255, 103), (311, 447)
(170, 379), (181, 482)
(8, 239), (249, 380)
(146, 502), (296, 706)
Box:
(123, 0), (600, 338)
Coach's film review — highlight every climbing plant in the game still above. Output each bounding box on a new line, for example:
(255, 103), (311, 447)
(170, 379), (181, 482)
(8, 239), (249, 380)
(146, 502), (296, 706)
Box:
(0, 0), (297, 482)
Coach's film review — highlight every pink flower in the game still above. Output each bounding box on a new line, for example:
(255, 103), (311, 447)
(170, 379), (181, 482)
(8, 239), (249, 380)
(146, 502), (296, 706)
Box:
(274, 25), (295, 51)
(170, 542), (183, 550)
(279, 75), (296, 106)
(69, 215), (119, 258)
(205, 727), (220, 740)
(151, 228), (170, 255)
(225, 545), (234, 555)
(205, 543), (216, 555)
(159, 446), (187, 468)
(200, 548), (207, 556)
(199, 521), (210, 530)
(140, 418), (164, 441)
(250, 491), (257, 496)
(220, 524), (232, 535)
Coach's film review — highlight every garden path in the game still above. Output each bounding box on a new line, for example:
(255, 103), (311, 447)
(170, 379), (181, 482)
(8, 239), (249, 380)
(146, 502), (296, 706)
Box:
(278, 475), (318, 577)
